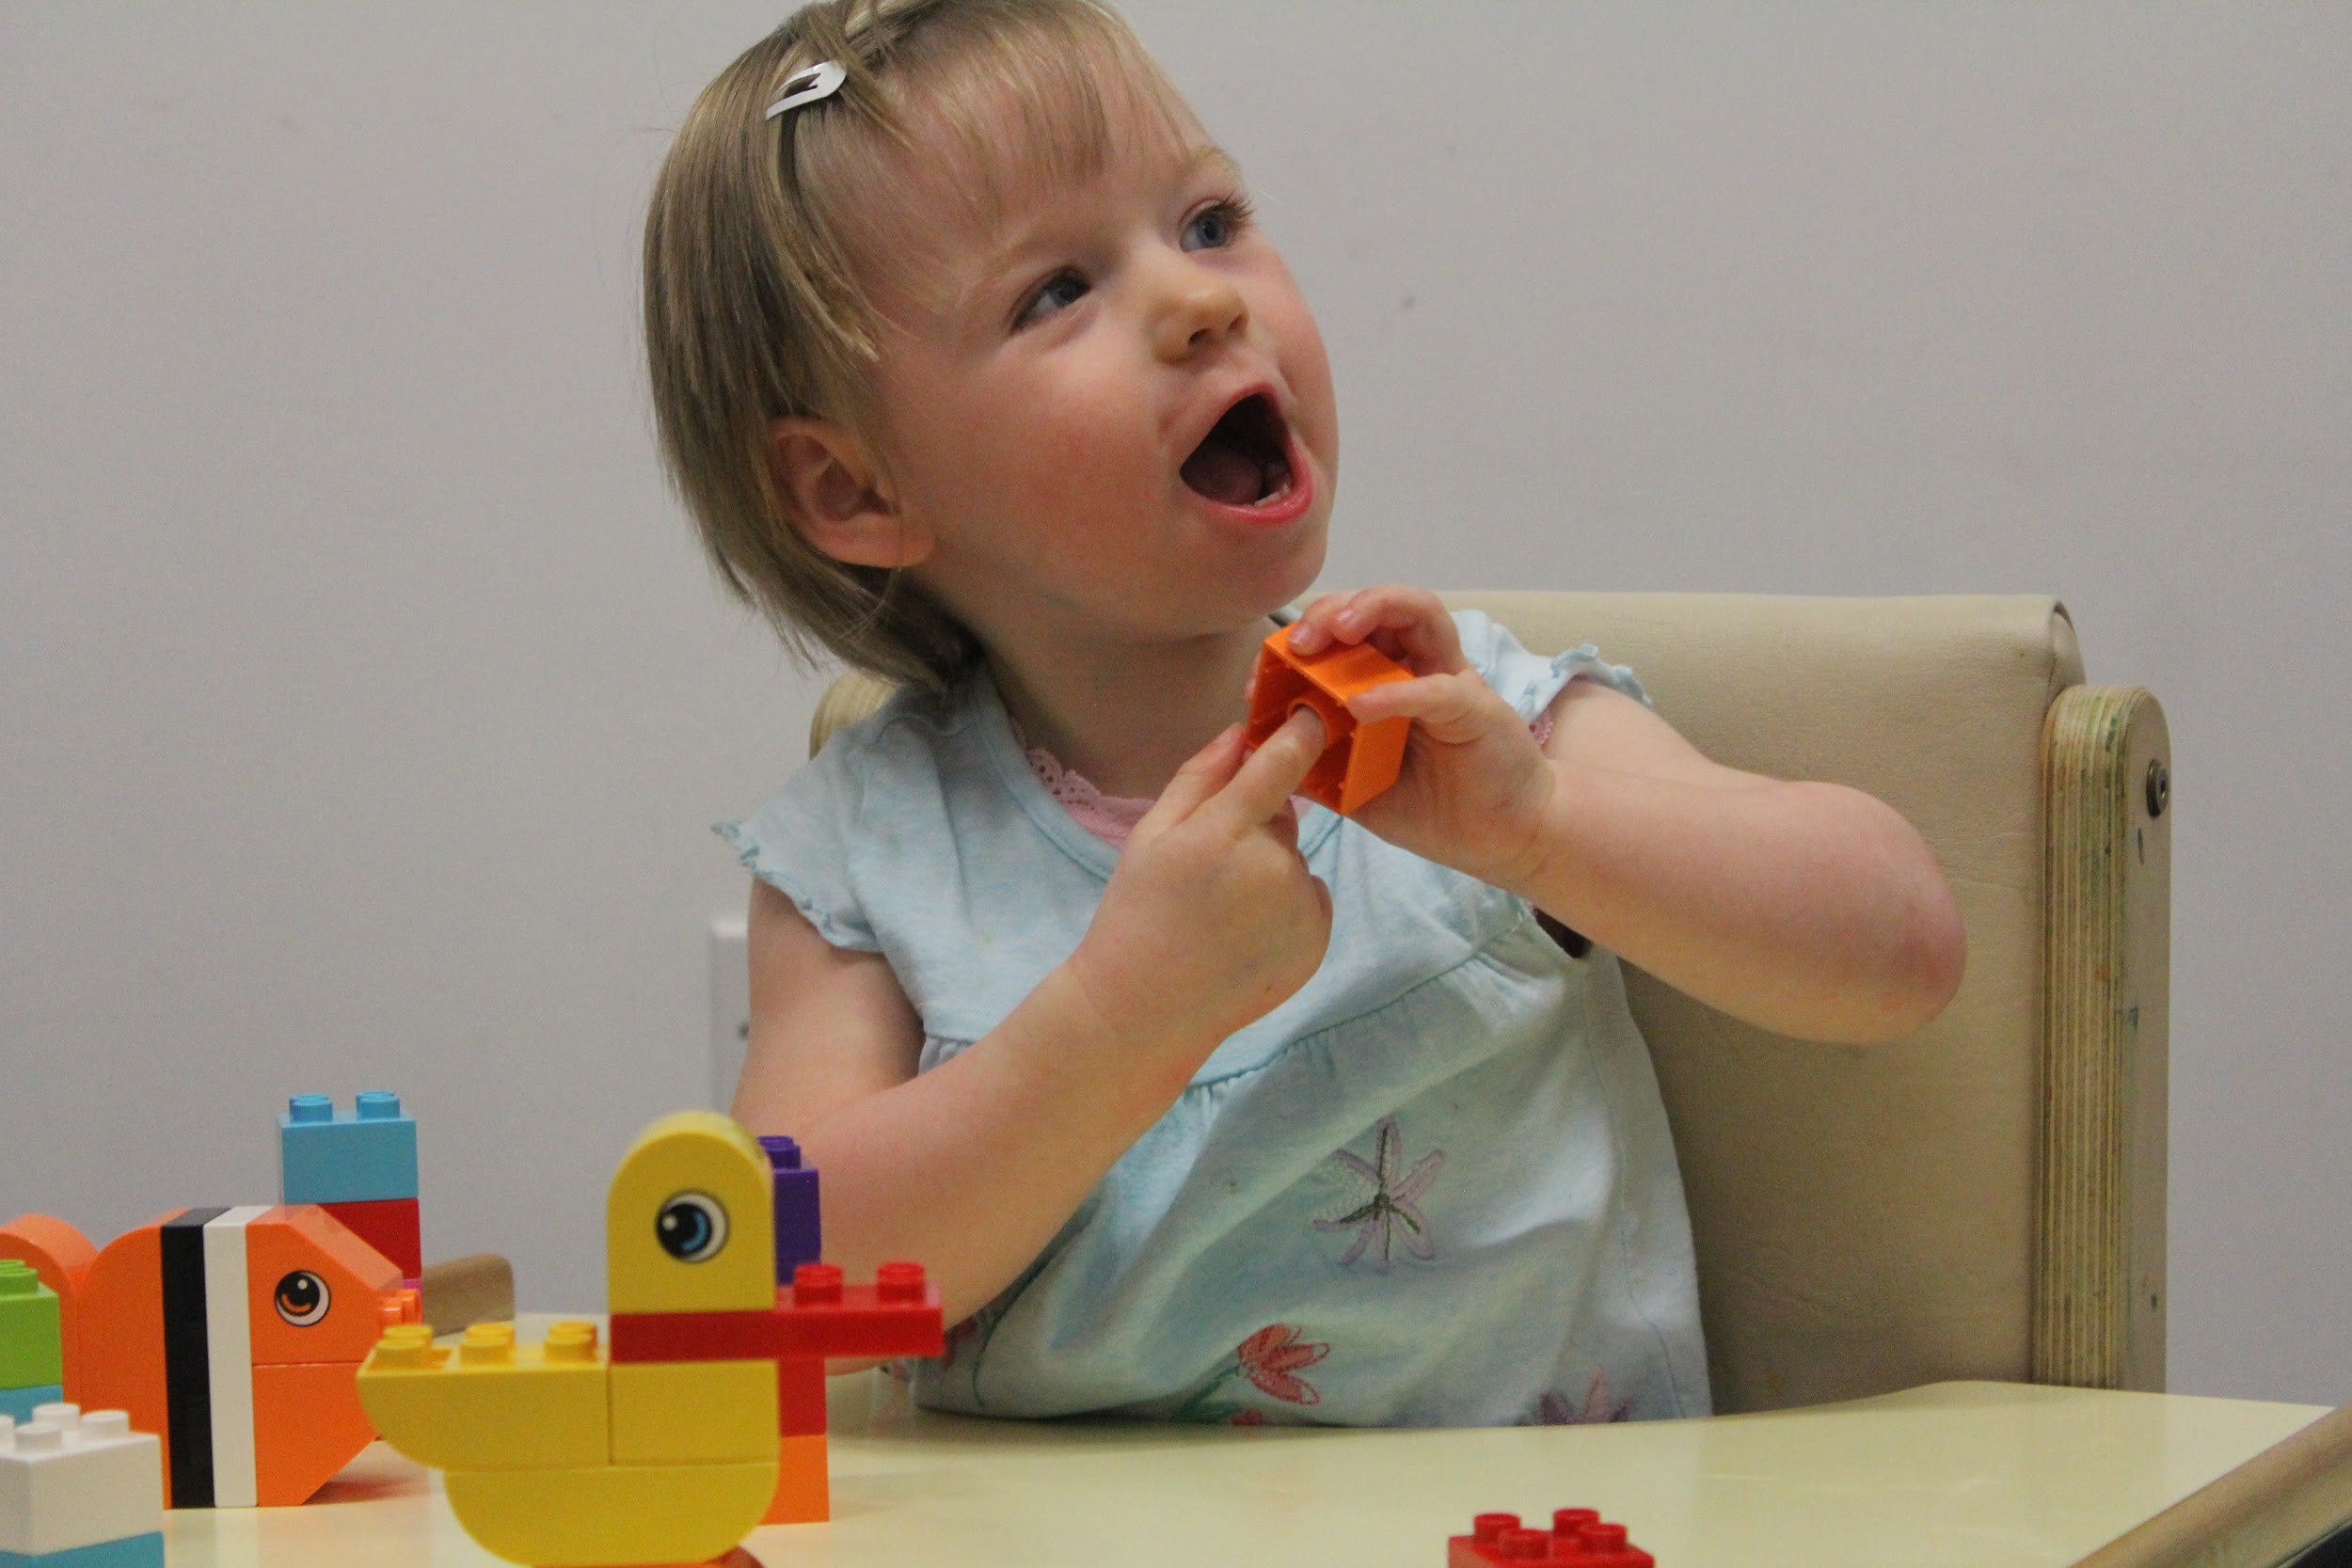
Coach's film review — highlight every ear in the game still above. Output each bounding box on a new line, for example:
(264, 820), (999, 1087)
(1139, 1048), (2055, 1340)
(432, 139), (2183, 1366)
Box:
(768, 418), (933, 568)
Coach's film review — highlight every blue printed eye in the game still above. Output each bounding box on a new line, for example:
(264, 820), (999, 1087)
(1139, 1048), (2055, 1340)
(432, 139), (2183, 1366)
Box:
(656, 1193), (728, 1263)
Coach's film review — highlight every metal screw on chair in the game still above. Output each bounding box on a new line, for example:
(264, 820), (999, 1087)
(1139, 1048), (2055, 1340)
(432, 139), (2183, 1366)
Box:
(2144, 758), (2169, 818)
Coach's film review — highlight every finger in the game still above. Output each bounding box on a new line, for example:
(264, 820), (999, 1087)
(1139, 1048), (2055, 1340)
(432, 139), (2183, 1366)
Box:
(1211, 705), (1327, 832)
(1137, 722), (1247, 830)
(1291, 587), (1468, 675)
(1282, 590), (1373, 656)
(1347, 670), (1508, 740)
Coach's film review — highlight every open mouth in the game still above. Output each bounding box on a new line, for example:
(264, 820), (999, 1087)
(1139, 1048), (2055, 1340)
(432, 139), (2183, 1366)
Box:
(1180, 393), (1295, 508)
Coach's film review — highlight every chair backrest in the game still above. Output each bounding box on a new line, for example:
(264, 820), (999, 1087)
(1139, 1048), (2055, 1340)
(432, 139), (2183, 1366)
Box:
(810, 593), (2168, 1414)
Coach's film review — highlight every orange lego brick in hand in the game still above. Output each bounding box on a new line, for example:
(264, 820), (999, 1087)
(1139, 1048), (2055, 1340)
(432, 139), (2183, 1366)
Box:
(1246, 623), (1417, 815)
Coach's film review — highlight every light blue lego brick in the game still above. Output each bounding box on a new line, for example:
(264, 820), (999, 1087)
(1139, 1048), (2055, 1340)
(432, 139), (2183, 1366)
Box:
(0, 1531), (165, 1568)
(0, 1384), (62, 1422)
(277, 1091), (419, 1204)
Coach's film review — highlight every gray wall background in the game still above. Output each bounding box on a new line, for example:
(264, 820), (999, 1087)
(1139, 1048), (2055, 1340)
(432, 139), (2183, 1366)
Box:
(3, 4), (2345, 1407)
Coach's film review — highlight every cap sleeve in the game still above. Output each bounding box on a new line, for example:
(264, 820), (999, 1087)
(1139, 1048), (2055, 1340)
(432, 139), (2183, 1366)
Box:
(714, 732), (882, 955)
(1452, 608), (1649, 721)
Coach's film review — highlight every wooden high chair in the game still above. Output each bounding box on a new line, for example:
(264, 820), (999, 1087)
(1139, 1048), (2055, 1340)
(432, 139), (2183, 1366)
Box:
(808, 593), (2171, 1414)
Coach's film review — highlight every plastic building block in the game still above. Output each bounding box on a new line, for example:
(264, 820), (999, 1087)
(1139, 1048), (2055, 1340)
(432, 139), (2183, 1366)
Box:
(0, 1407), (164, 1560)
(759, 1135), (822, 1280)
(609, 1359), (775, 1465)
(416, 1253), (516, 1337)
(608, 1261), (944, 1364)
(0, 1265), (62, 1394)
(1448, 1509), (1655, 1567)
(775, 1357), (826, 1438)
(278, 1093), (419, 1206)
(1246, 623), (1415, 815)
(0, 1395), (59, 1427)
(360, 1112), (793, 1566)
(605, 1114), (775, 1317)
(318, 1197), (421, 1282)
(358, 1323), (608, 1471)
(56, 1204), (419, 1510)
(0, 1532), (166, 1568)
(441, 1459), (775, 1568)
(0, 1220), (96, 1398)
(763, 1433), (828, 1526)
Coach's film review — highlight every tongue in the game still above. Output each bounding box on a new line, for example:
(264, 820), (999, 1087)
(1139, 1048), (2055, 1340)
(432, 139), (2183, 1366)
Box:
(1181, 439), (1263, 507)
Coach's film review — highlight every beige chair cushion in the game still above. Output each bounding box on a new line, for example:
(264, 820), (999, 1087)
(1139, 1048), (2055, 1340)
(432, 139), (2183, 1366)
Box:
(1439, 593), (2082, 1413)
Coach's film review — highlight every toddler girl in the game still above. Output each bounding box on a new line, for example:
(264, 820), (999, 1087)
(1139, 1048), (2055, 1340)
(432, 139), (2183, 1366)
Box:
(644, 0), (1963, 1426)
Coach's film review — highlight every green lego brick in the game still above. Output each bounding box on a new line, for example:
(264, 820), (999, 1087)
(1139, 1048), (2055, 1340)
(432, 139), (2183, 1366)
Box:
(0, 1261), (62, 1389)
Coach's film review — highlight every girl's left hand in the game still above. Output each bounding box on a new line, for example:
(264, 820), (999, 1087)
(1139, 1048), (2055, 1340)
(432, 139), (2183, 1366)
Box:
(1280, 587), (1555, 886)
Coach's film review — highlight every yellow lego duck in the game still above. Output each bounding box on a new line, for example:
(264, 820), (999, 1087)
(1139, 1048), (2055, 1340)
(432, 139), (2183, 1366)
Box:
(357, 1112), (817, 1568)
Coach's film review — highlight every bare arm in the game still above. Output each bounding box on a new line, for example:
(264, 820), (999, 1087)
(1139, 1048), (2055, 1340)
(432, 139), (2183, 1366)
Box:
(1515, 681), (1964, 1042)
(1290, 588), (1965, 1045)
(730, 712), (1332, 1326)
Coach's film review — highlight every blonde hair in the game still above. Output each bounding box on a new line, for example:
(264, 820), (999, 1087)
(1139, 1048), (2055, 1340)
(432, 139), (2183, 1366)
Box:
(644, 0), (1187, 695)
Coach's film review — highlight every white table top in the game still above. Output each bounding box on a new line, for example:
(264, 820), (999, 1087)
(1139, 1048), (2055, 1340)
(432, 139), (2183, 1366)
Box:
(156, 1367), (2331, 1568)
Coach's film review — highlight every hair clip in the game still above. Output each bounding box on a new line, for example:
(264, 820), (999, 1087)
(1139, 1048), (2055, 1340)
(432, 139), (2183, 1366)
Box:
(765, 60), (847, 119)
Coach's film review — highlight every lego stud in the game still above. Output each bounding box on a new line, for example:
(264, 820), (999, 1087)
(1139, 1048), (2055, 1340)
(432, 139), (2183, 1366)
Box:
(373, 1323), (437, 1369)
(876, 1260), (928, 1303)
(1471, 1514), (1520, 1545)
(81, 1409), (131, 1440)
(792, 1261), (845, 1306)
(31, 1402), (77, 1429)
(1500, 1528), (1549, 1560)
(760, 1134), (805, 1170)
(15, 1421), (64, 1453)
(357, 1091), (404, 1120)
(544, 1321), (599, 1362)
(286, 1093), (335, 1123)
(458, 1323), (516, 1366)
(0, 1259), (36, 1294)
(1581, 1523), (1629, 1552)
(1552, 1509), (1599, 1537)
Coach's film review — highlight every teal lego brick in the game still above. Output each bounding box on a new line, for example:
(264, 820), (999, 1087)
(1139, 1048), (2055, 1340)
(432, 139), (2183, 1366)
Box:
(0, 1387), (61, 1423)
(278, 1091), (420, 1204)
(0, 1532), (167, 1568)
(0, 1265), (61, 1390)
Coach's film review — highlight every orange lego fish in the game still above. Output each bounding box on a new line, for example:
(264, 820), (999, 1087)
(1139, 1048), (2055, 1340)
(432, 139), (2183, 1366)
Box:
(0, 1204), (420, 1508)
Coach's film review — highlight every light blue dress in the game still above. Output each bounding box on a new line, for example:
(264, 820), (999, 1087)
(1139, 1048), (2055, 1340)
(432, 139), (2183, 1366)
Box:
(719, 611), (1709, 1427)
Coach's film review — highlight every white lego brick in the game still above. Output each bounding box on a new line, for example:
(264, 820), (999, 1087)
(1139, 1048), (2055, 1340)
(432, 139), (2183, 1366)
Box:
(0, 1406), (165, 1556)
(204, 1205), (266, 1509)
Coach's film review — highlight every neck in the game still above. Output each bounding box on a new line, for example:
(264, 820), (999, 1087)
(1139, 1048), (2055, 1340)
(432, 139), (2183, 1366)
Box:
(985, 620), (1271, 800)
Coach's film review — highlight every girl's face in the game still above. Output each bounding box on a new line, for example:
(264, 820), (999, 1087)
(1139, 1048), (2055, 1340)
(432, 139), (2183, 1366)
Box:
(854, 78), (1337, 659)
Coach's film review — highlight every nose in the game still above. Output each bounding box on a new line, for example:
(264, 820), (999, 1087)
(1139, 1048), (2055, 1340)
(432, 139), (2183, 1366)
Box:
(1152, 259), (1248, 361)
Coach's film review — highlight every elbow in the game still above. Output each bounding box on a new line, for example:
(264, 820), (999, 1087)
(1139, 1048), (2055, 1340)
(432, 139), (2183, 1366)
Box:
(1853, 863), (1968, 1044)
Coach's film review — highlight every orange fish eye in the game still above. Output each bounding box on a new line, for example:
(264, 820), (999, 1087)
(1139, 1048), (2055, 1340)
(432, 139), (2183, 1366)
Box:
(655, 1192), (728, 1263)
(274, 1268), (331, 1326)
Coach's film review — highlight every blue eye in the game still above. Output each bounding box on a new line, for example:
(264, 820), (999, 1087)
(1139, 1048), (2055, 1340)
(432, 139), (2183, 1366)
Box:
(1016, 270), (1089, 326)
(1183, 198), (1250, 253)
(656, 1192), (728, 1263)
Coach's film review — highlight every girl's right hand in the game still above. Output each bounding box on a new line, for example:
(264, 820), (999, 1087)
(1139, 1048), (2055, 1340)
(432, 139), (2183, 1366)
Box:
(1066, 709), (1334, 1078)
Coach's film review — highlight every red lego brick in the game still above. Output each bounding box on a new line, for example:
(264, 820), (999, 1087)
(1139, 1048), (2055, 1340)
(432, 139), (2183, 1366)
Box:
(609, 1262), (942, 1366)
(1447, 1509), (1653, 1567)
(776, 1357), (827, 1437)
(319, 1197), (421, 1281)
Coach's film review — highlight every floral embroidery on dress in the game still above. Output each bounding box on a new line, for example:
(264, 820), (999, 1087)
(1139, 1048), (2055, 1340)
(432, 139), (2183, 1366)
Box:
(1171, 1323), (1330, 1423)
(1527, 1372), (1633, 1426)
(1312, 1115), (1445, 1265)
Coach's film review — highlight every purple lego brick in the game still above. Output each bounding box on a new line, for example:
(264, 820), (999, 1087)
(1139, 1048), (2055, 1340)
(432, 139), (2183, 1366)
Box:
(760, 1135), (823, 1281)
